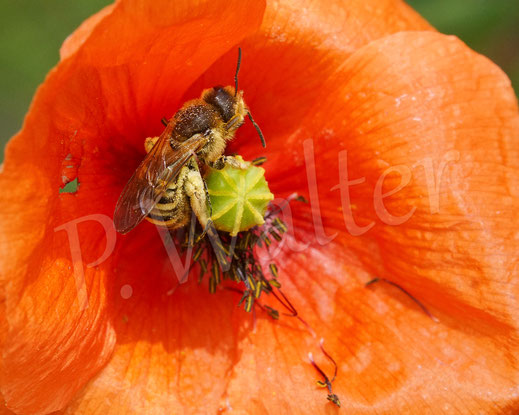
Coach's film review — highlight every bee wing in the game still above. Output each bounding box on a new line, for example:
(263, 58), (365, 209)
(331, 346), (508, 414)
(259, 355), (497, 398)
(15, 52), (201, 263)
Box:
(114, 128), (208, 234)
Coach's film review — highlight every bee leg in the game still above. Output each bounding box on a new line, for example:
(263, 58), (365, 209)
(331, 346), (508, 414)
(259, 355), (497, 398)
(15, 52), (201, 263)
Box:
(210, 157), (226, 170)
(211, 155), (251, 170)
(202, 169), (213, 217)
(195, 174), (215, 242)
(144, 136), (159, 153)
(187, 159), (214, 241)
(184, 167), (211, 231)
(224, 155), (251, 169)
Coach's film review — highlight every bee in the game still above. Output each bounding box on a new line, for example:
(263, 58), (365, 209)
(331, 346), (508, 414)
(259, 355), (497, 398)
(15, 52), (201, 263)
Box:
(113, 49), (265, 234)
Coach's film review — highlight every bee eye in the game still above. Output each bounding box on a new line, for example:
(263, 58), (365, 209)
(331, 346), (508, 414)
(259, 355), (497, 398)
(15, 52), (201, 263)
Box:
(173, 104), (217, 140)
(204, 86), (235, 122)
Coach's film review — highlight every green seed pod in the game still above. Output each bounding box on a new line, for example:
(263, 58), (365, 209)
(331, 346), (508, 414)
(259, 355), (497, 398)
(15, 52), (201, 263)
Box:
(205, 157), (274, 236)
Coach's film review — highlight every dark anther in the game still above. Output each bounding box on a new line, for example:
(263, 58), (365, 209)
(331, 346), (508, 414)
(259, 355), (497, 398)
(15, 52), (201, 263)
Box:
(252, 156), (267, 166)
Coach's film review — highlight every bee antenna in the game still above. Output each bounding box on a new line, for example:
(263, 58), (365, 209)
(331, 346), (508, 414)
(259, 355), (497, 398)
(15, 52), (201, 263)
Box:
(248, 111), (266, 148)
(234, 47), (242, 97)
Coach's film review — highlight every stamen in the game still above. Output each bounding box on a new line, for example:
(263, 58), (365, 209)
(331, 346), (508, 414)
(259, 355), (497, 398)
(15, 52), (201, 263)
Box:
(244, 293), (254, 312)
(193, 244), (203, 262)
(254, 280), (262, 299)
(211, 260), (221, 285)
(366, 277), (438, 322)
(252, 156), (267, 166)
(295, 195), (308, 203)
(273, 217), (287, 233)
(269, 229), (282, 242)
(269, 263), (278, 278)
(209, 275), (217, 293)
(198, 259), (207, 283)
(308, 344), (341, 408)
(319, 338), (338, 383)
(263, 305), (279, 320)
(269, 279), (281, 288)
(186, 193), (308, 320)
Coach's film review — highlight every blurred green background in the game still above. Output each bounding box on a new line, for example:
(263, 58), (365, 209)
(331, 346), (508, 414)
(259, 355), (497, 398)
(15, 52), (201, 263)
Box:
(0, 0), (518, 163)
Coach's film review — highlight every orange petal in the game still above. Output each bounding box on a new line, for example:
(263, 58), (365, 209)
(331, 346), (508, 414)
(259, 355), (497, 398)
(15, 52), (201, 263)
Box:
(279, 30), (519, 326)
(60, 236), (254, 414)
(0, 162), (117, 415)
(230, 30), (518, 411)
(223, 241), (519, 413)
(60, 3), (116, 60)
(63, 238), (519, 413)
(0, 398), (15, 415)
(0, 297), (15, 415)
(0, 0), (266, 413)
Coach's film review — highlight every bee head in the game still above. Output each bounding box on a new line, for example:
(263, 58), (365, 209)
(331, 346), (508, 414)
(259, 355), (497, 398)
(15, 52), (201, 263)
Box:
(203, 86), (237, 123)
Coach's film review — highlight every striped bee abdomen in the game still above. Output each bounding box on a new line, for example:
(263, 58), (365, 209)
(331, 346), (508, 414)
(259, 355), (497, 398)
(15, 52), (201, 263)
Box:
(145, 166), (191, 228)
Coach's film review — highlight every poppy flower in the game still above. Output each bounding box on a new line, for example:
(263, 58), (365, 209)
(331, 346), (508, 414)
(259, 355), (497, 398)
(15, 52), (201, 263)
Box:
(1, 0), (519, 413)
